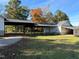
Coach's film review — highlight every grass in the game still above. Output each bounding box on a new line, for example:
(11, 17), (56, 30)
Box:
(1, 35), (79, 59)
(33, 35), (78, 40)
(33, 35), (79, 44)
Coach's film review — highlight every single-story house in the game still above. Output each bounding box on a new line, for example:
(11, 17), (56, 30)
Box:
(0, 16), (79, 36)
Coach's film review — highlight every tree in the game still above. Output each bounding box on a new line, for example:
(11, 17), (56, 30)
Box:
(5, 0), (29, 20)
(55, 10), (69, 22)
(45, 11), (54, 23)
(36, 9), (69, 24)
(31, 8), (48, 23)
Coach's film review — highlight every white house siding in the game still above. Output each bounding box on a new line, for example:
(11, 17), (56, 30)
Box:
(0, 18), (4, 36)
(49, 27), (60, 34)
(43, 27), (60, 34)
(74, 27), (79, 36)
(58, 26), (62, 34)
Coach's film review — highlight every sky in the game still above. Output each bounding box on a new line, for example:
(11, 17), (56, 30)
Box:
(0, 0), (79, 26)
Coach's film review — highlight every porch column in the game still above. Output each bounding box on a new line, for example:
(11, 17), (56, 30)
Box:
(23, 25), (26, 35)
(43, 27), (46, 34)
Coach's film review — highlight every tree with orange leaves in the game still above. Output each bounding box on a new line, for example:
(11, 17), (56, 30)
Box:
(31, 8), (48, 23)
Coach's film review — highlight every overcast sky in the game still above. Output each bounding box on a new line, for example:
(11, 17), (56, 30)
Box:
(0, 0), (79, 26)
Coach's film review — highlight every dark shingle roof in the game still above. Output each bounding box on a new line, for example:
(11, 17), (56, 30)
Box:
(5, 19), (34, 23)
(57, 20), (71, 26)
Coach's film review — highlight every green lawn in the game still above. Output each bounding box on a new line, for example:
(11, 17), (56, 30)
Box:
(2, 35), (79, 59)
(32, 35), (79, 44)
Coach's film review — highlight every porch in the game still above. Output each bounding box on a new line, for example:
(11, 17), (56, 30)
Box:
(4, 19), (56, 36)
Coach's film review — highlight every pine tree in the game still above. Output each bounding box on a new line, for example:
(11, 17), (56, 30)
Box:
(55, 10), (69, 22)
(5, 0), (29, 20)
